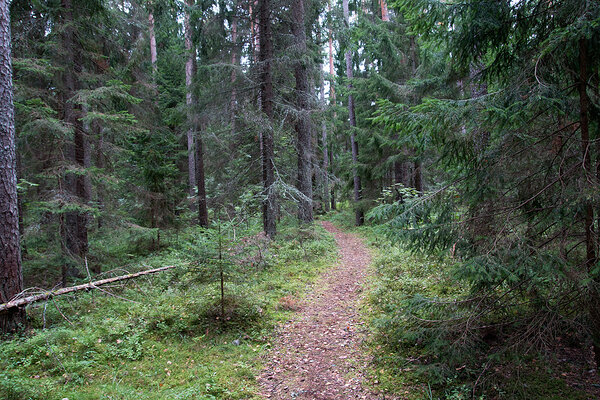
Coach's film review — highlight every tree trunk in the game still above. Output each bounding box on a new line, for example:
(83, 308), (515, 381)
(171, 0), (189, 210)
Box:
(317, 29), (330, 213)
(470, 65), (489, 154)
(327, 2), (336, 212)
(61, 0), (88, 267)
(292, 0), (313, 223)
(409, 37), (423, 196)
(328, 0), (336, 112)
(330, 149), (336, 210)
(184, 0), (197, 205)
(380, 0), (389, 21)
(343, 0), (363, 226)
(414, 160), (422, 193)
(579, 39), (600, 368)
(75, 111), (89, 257)
(249, 1), (256, 64)
(0, 1), (25, 333)
(259, 0), (276, 238)
(321, 120), (330, 213)
(230, 0), (238, 128)
(148, 10), (157, 77)
(593, 68), (600, 252)
(94, 121), (104, 230)
(393, 159), (410, 200)
(196, 120), (209, 227)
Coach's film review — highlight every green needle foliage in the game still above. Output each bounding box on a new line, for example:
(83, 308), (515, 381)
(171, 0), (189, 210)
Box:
(368, 0), (600, 395)
(3, 0), (600, 397)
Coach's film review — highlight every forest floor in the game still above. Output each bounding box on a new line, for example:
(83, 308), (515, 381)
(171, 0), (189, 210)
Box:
(257, 221), (389, 400)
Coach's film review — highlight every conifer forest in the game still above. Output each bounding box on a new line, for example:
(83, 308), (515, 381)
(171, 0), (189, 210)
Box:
(1, 0), (600, 398)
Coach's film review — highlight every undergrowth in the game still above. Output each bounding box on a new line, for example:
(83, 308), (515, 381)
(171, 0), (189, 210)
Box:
(327, 210), (596, 400)
(0, 218), (337, 400)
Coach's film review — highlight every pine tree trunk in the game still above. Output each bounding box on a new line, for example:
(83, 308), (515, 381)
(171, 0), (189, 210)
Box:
(292, 0), (313, 224)
(343, 0), (363, 226)
(0, 1), (25, 333)
(380, 0), (389, 21)
(259, 0), (276, 238)
(184, 0), (197, 205)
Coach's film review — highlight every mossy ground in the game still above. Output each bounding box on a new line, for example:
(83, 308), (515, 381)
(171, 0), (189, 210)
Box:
(4, 210), (597, 399)
(0, 218), (338, 400)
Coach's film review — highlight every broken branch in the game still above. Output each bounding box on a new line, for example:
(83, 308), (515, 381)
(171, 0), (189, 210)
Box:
(0, 265), (175, 313)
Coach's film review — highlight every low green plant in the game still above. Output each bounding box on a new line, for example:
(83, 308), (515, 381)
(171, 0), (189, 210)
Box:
(355, 216), (596, 400)
(0, 217), (337, 400)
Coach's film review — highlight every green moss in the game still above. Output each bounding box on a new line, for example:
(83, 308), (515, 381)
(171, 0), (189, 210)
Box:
(1, 219), (337, 400)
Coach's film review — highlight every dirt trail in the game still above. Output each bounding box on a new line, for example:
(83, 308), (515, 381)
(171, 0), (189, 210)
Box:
(258, 221), (386, 400)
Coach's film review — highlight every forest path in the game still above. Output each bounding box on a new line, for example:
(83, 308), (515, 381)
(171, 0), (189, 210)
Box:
(257, 221), (386, 400)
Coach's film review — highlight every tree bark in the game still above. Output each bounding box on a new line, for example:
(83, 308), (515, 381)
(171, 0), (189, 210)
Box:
(414, 160), (422, 193)
(591, 68), (600, 252)
(470, 65), (489, 155)
(148, 9), (158, 77)
(320, 53), (330, 214)
(327, 1), (336, 211)
(184, 0), (197, 205)
(380, 0), (389, 21)
(230, 0), (238, 128)
(328, 0), (336, 112)
(249, 1), (257, 64)
(321, 120), (330, 212)
(318, 17), (330, 213)
(343, 0), (363, 226)
(94, 121), (104, 230)
(292, 0), (313, 223)
(196, 120), (209, 227)
(259, 0), (276, 237)
(0, 0), (25, 333)
(393, 158), (411, 200)
(409, 37), (423, 195)
(61, 0), (88, 268)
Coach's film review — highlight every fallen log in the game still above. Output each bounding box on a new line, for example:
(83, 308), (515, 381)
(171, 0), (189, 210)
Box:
(0, 265), (175, 313)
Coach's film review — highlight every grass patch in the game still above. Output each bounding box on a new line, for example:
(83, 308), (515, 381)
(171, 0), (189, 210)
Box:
(0, 219), (337, 400)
